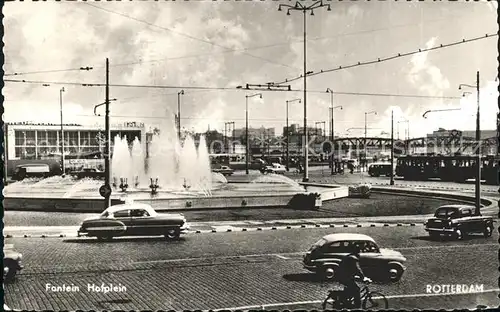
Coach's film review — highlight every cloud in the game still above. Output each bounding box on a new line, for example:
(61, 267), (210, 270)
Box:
(407, 37), (450, 96)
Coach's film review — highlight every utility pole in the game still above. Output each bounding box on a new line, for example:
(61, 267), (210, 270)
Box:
(177, 90), (184, 139)
(458, 72), (481, 214)
(104, 58), (111, 209)
(364, 111), (377, 170)
(390, 110), (394, 185)
(285, 99), (301, 171)
(302, 9), (308, 182)
(59, 87), (65, 176)
(245, 93), (262, 174)
(224, 122), (227, 153)
(475, 71), (481, 214)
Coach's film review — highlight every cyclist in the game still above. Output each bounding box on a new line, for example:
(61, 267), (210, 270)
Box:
(336, 245), (371, 308)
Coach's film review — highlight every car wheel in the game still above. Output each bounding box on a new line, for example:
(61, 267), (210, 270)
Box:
(321, 264), (338, 281)
(3, 260), (17, 282)
(387, 262), (404, 282)
(165, 228), (180, 240)
(484, 225), (493, 238)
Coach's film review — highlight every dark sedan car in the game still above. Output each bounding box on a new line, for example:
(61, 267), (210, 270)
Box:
(77, 203), (189, 240)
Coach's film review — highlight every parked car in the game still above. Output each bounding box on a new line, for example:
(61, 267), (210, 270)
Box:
(212, 165), (234, 176)
(3, 245), (23, 282)
(303, 233), (406, 282)
(74, 168), (105, 179)
(262, 163), (287, 174)
(424, 205), (494, 240)
(368, 163), (393, 177)
(12, 164), (50, 180)
(77, 203), (189, 240)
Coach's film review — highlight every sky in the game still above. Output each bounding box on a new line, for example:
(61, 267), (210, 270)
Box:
(3, 0), (499, 139)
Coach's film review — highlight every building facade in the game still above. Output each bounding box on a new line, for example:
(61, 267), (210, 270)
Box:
(4, 121), (146, 175)
(232, 127), (276, 141)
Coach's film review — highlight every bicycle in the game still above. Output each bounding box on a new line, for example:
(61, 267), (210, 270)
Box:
(322, 278), (388, 310)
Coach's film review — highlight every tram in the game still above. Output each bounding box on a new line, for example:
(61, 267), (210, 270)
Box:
(395, 154), (498, 184)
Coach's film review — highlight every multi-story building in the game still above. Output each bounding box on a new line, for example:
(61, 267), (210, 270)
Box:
(422, 128), (497, 155)
(232, 126), (276, 141)
(4, 121), (146, 175)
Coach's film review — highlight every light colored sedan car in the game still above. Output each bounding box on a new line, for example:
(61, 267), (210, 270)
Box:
(303, 233), (406, 282)
(77, 203), (189, 240)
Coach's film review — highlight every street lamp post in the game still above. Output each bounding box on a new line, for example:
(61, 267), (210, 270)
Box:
(286, 99), (301, 171)
(59, 87), (65, 176)
(326, 88), (342, 175)
(177, 90), (184, 138)
(390, 110), (394, 185)
(459, 71), (481, 214)
(397, 119), (409, 153)
(245, 93), (262, 174)
(279, 0), (331, 182)
(364, 111), (377, 169)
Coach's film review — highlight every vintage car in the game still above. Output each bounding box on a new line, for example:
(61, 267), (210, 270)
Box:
(212, 165), (234, 176)
(368, 163), (393, 177)
(4, 245), (23, 282)
(424, 205), (494, 240)
(77, 203), (189, 240)
(74, 168), (105, 180)
(303, 233), (406, 282)
(261, 163), (287, 174)
(12, 164), (50, 181)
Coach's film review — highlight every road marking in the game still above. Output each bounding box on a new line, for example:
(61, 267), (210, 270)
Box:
(221, 288), (500, 310)
(394, 243), (498, 251)
(274, 254), (290, 260)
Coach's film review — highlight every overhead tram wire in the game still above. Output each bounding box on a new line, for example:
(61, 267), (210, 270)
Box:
(75, 114), (353, 123)
(4, 67), (93, 77)
(5, 14), (472, 76)
(71, 15), (467, 70)
(272, 33), (498, 85)
(81, 2), (299, 71)
(4, 79), (462, 100)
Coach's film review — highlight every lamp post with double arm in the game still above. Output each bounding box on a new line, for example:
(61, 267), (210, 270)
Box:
(278, 0), (331, 182)
(364, 111), (377, 169)
(286, 98), (301, 171)
(245, 93), (263, 174)
(59, 87), (66, 176)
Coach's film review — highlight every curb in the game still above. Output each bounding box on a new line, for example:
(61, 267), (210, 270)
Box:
(3, 223), (421, 238)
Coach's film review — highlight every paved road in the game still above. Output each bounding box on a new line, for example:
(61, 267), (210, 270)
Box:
(4, 226), (497, 310)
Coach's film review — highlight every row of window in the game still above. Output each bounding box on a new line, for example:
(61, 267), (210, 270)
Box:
(13, 130), (142, 147)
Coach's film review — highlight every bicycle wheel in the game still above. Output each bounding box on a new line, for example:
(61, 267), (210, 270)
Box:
(362, 291), (388, 310)
(322, 294), (339, 310)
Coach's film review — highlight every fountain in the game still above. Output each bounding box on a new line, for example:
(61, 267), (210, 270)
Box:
(3, 116), (349, 211)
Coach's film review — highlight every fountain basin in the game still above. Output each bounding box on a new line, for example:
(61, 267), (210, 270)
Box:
(3, 177), (348, 213)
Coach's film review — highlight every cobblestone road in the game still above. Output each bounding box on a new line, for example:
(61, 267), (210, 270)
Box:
(4, 226), (498, 310)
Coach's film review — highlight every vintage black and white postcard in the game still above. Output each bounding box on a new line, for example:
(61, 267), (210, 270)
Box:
(2, 0), (499, 310)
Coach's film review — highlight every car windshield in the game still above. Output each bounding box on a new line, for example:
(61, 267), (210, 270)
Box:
(435, 208), (458, 218)
(309, 238), (327, 251)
